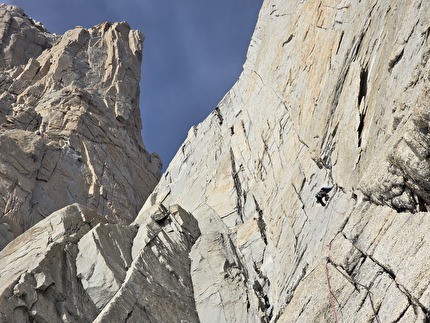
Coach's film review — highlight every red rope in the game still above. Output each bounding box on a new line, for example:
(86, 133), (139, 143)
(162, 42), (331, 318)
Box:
(326, 238), (381, 323)
(325, 257), (339, 323)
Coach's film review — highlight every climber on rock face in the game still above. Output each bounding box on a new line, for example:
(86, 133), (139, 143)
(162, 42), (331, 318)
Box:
(315, 186), (333, 207)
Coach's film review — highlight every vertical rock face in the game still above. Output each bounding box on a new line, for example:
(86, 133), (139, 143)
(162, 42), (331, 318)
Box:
(94, 204), (201, 323)
(0, 5), (161, 249)
(137, 0), (430, 321)
(1, 1), (430, 322)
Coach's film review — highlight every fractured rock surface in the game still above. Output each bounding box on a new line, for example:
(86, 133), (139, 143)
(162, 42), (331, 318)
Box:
(1, 0), (430, 322)
(0, 4), (161, 250)
(95, 204), (201, 323)
(138, 0), (430, 321)
(0, 202), (201, 322)
(0, 204), (105, 322)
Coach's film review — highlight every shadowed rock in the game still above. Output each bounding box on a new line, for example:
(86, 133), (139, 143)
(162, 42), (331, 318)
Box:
(0, 4), (161, 250)
(1, 1), (430, 322)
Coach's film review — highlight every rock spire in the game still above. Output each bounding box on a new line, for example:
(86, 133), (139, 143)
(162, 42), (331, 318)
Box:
(0, 4), (161, 250)
(1, 1), (430, 322)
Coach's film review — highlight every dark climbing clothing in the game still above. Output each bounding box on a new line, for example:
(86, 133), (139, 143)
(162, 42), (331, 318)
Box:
(315, 186), (333, 206)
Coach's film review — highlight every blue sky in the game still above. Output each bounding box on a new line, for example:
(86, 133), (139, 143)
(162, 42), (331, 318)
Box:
(4, 0), (263, 170)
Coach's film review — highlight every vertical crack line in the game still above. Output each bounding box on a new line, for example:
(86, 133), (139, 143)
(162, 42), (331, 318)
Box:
(358, 67), (368, 107)
(252, 278), (272, 323)
(320, 10), (373, 160)
(214, 106), (224, 125)
(252, 195), (268, 245)
(388, 48), (404, 72)
(335, 31), (344, 55)
(292, 183), (309, 220)
(357, 113), (365, 149)
(81, 141), (100, 208)
(229, 148), (244, 223)
(284, 263), (309, 304)
(357, 66), (368, 149)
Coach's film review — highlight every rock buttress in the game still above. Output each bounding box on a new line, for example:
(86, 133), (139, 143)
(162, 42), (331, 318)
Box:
(138, 0), (430, 321)
(0, 4), (162, 250)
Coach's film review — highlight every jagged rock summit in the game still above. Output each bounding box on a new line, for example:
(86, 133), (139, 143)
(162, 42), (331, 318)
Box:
(1, 0), (430, 322)
(0, 4), (161, 250)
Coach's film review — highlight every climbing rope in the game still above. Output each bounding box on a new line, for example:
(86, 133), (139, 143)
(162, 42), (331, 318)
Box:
(320, 186), (381, 322)
(325, 241), (382, 323)
(325, 257), (339, 323)
(325, 241), (340, 323)
(330, 202), (348, 216)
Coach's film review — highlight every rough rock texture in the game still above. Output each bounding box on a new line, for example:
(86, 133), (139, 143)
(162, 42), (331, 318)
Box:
(94, 204), (201, 323)
(0, 202), (200, 322)
(1, 0), (430, 322)
(0, 204), (106, 322)
(135, 0), (430, 321)
(0, 4), (161, 250)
